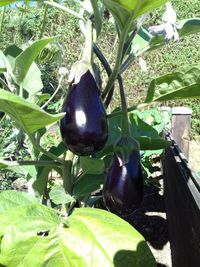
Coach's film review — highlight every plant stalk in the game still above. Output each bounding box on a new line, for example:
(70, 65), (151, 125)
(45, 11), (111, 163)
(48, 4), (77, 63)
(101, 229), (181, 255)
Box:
(92, 43), (114, 107)
(1, 160), (62, 167)
(28, 133), (64, 164)
(0, 7), (6, 34)
(39, 4), (49, 39)
(102, 14), (134, 100)
(117, 75), (130, 137)
(62, 151), (74, 194)
(90, 0), (102, 36)
(82, 19), (93, 64)
(41, 76), (63, 109)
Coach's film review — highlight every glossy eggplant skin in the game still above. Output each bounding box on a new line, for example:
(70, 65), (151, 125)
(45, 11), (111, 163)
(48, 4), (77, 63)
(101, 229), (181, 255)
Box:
(103, 150), (143, 216)
(60, 70), (108, 156)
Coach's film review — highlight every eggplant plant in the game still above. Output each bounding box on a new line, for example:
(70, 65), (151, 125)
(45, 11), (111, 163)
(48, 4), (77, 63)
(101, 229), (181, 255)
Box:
(0, 0), (200, 266)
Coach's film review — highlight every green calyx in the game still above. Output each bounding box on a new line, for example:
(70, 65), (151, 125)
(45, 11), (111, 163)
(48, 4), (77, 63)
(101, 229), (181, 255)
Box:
(114, 135), (140, 165)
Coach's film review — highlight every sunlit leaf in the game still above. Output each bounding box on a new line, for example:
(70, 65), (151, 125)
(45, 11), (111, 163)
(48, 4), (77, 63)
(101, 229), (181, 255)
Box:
(0, 191), (156, 267)
(0, 89), (64, 134)
(13, 37), (56, 84)
(145, 64), (200, 102)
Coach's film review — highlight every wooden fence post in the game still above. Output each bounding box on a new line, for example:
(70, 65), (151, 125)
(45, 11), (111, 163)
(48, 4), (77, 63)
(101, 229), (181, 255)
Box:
(171, 107), (192, 159)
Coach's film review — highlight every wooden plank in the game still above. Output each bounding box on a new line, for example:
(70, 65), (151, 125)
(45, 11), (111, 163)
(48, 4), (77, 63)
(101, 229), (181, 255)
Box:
(163, 135), (200, 267)
(171, 107), (192, 159)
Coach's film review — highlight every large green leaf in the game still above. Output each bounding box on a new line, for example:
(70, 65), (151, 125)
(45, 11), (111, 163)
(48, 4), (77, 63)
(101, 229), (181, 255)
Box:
(149, 18), (200, 51)
(127, 18), (200, 60)
(49, 185), (75, 205)
(0, 190), (38, 214)
(0, 191), (156, 267)
(100, 0), (167, 30)
(145, 64), (200, 103)
(102, 110), (170, 153)
(0, 89), (64, 134)
(0, 1), (16, 7)
(80, 157), (105, 175)
(5, 44), (43, 97)
(13, 37), (56, 84)
(0, 50), (13, 77)
(73, 173), (105, 199)
(32, 142), (67, 195)
(176, 18), (200, 37)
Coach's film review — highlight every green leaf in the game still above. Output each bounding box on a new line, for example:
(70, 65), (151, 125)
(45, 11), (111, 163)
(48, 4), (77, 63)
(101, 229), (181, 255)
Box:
(73, 174), (104, 199)
(177, 18), (200, 37)
(0, 190), (38, 214)
(0, 160), (7, 170)
(100, 0), (167, 30)
(100, 0), (132, 31)
(32, 143), (67, 195)
(80, 157), (105, 174)
(0, 50), (13, 76)
(4, 44), (43, 97)
(131, 26), (151, 53)
(137, 136), (170, 150)
(102, 110), (170, 152)
(23, 62), (43, 96)
(0, 89), (64, 134)
(0, 1), (16, 7)
(49, 185), (75, 205)
(148, 18), (200, 52)
(13, 37), (56, 84)
(0, 193), (155, 267)
(145, 64), (200, 103)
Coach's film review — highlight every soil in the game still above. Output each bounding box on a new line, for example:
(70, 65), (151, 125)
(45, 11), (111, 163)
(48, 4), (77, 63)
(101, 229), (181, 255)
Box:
(126, 179), (171, 267)
(123, 156), (172, 267)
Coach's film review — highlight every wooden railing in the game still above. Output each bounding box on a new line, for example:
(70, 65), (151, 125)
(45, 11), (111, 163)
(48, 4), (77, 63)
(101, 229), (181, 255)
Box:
(162, 132), (200, 267)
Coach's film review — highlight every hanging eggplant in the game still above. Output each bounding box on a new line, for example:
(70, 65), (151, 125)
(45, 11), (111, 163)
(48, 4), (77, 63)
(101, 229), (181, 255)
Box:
(60, 70), (108, 156)
(103, 137), (144, 216)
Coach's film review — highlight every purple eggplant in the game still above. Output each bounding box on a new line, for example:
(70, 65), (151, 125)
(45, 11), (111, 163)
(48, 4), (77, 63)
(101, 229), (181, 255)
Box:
(60, 70), (108, 156)
(103, 149), (143, 216)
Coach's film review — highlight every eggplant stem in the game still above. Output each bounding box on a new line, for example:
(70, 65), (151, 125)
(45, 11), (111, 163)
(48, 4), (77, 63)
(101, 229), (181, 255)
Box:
(117, 75), (130, 137)
(62, 151), (74, 194)
(82, 20), (93, 64)
(102, 13), (134, 100)
(92, 44), (114, 107)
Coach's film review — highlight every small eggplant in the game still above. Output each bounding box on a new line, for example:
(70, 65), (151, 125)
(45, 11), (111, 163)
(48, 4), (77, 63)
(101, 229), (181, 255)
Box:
(103, 145), (143, 216)
(60, 70), (108, 156)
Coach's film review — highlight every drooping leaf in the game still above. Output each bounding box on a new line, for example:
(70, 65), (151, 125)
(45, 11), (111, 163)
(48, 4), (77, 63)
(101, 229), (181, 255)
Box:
(0, 89), (64, 134)
(145, 64), (200, 103)
(13, 37), (56, 84)
(49, 185), (75, 205)
(73, 174), (104, 199)
(0, 191), (156, 267)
